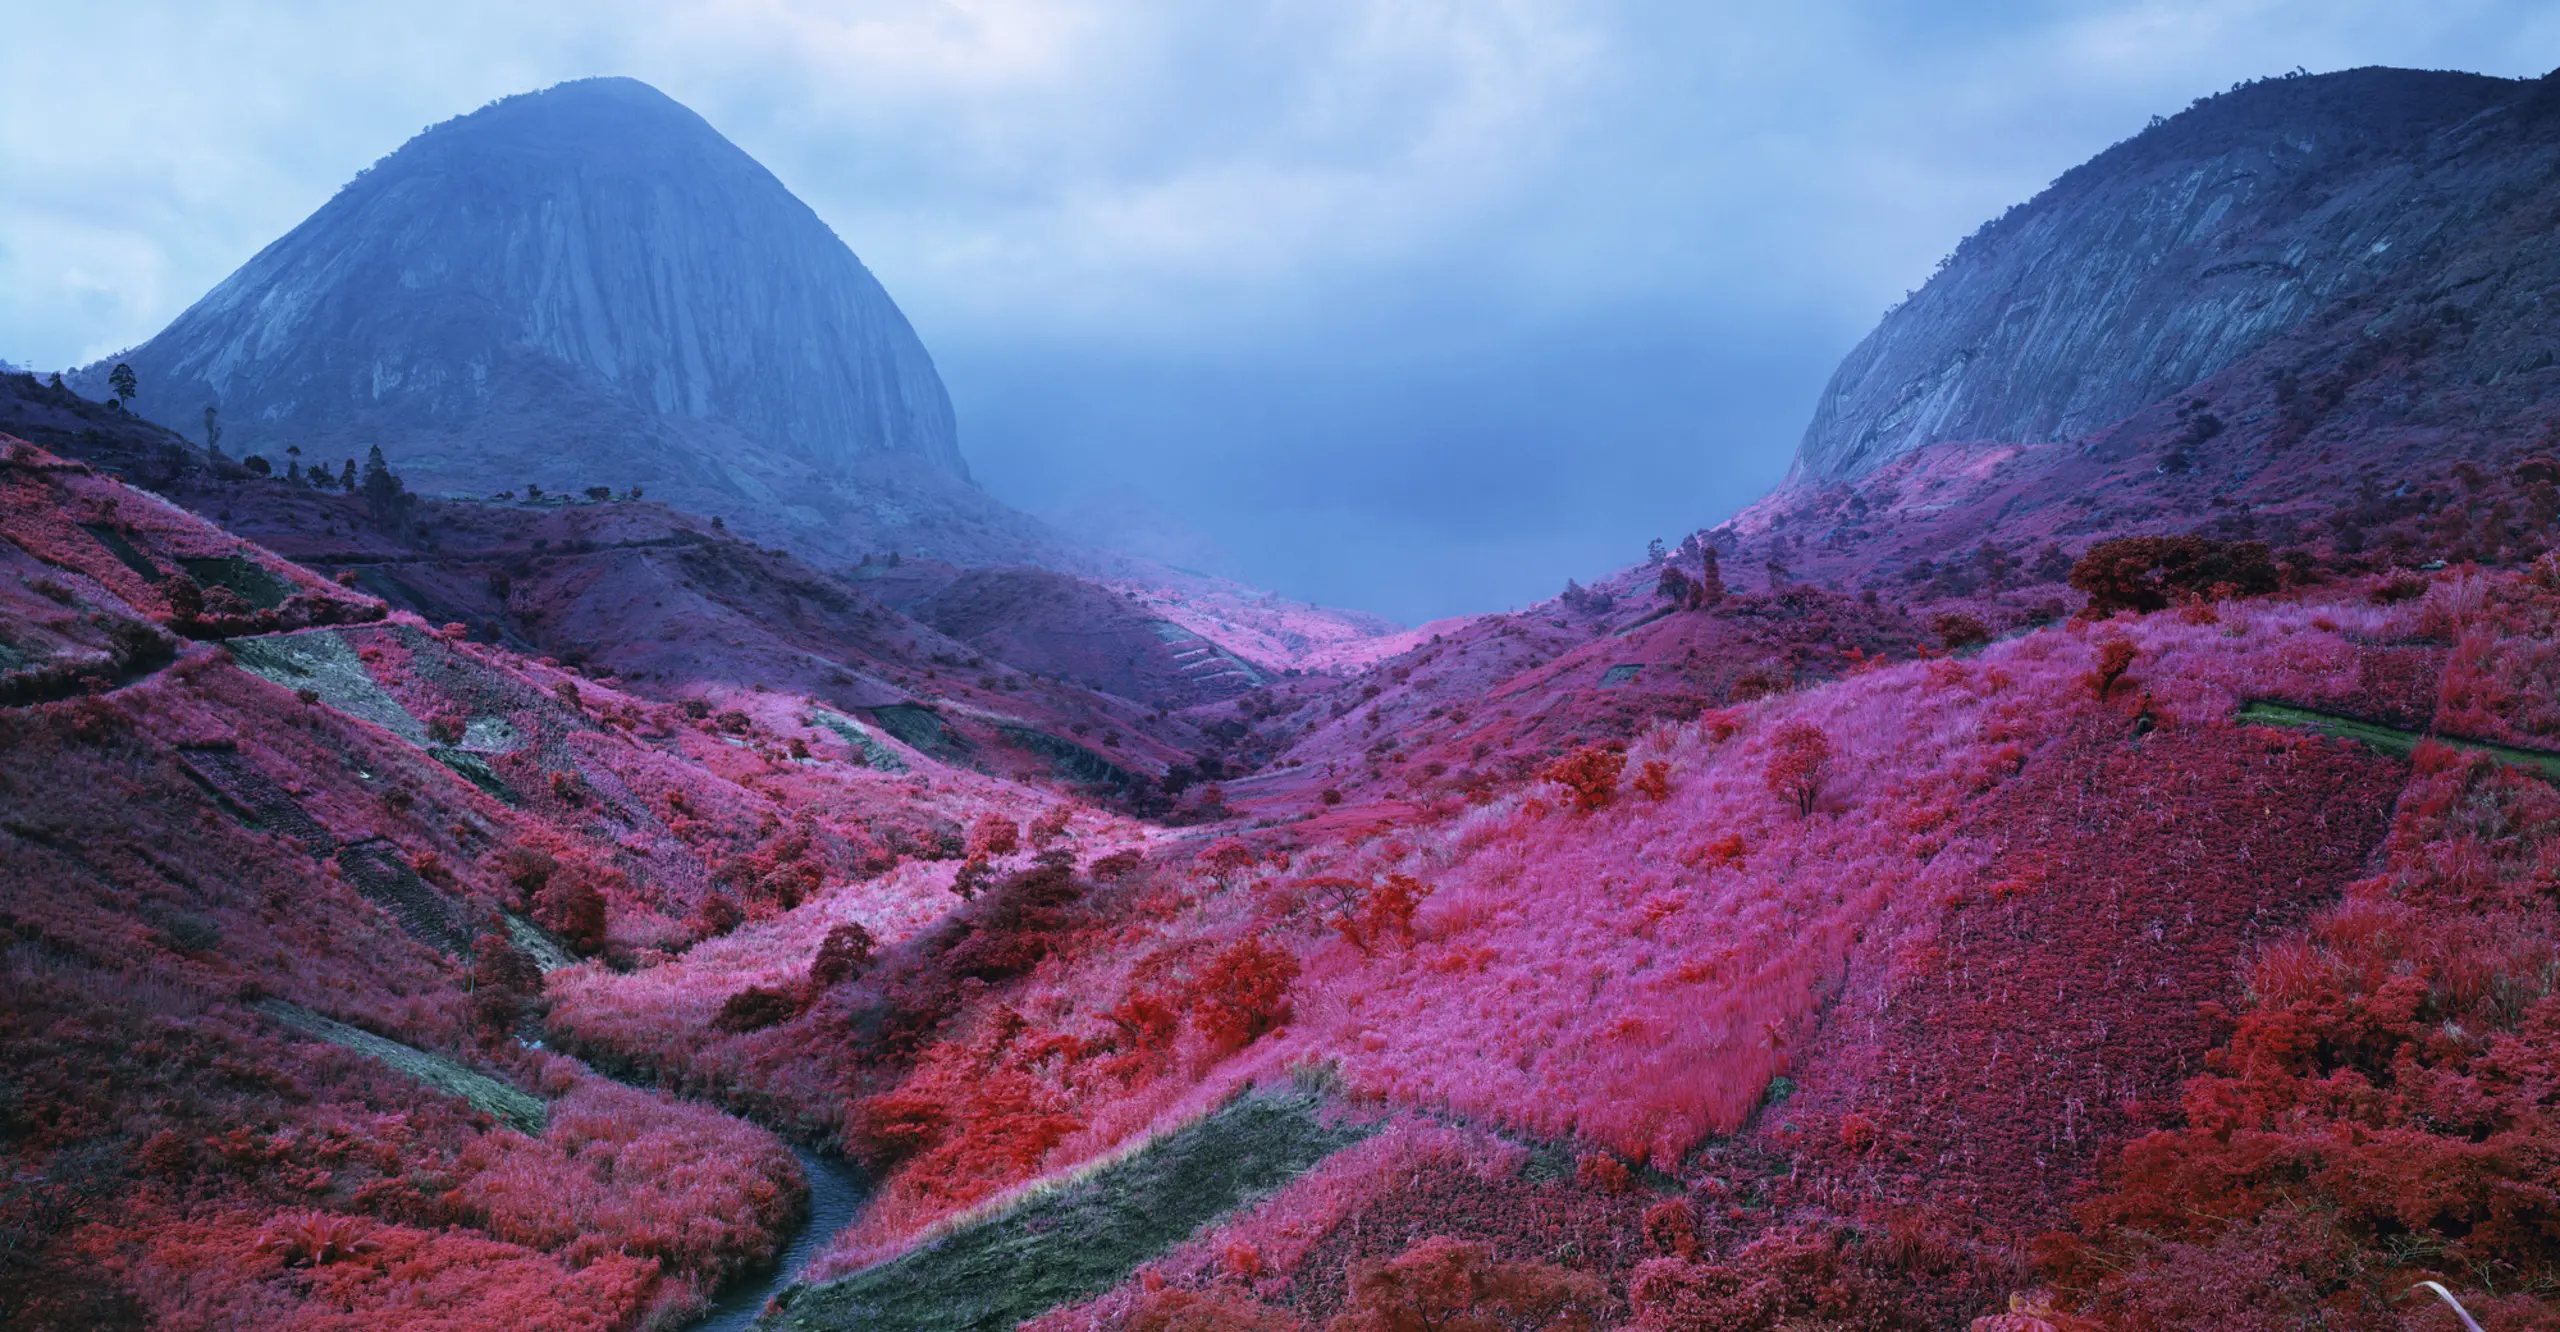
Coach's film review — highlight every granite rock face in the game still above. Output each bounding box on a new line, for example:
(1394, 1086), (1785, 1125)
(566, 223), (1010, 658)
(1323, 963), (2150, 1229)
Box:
(1795, 66), (2560, 482)
(100, 78), (1021, 561)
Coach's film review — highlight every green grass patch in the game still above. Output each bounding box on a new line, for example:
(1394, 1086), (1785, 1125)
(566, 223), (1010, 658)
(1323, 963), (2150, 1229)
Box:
(257, 999), (546, 1135)
(79, 523), (162, 580)
(2236, 700), (2560, 781)
(866, 704), (972, 763)
(430, 746), (518, 804)
(764, 1087), (1370, 1332)
(812, 710), (909, 773)
(229, 629), (429, 742)
(996, 724), (1135, 790)
(178, 555), (294, 610)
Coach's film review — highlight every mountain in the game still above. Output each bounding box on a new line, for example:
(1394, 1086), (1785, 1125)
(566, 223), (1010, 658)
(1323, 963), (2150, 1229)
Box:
(1794, 66), (2560, 484)
(1703, 66), (2560, 616)
(88, 78), (1041, 566)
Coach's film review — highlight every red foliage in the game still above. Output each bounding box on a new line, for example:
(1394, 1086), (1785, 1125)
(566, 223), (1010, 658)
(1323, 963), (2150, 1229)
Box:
(2046, 754), (2560, 1327)
(1631, 759), (1672, 802)
(2084, 635), (2137, 700)
(1762, 721), (1830, 817)
(532, 872), (608, 954)
(1189, 937), (1301, 1050)
(690, 890), (744, 939)
(809, 921), (879, 987)
(845, 1041), (1084, 1210)
(1332, 1235), (1606, 1332)
(1028, 803), (1076, 846)
(711, 983), (803, 1033)
(1129, 1288), (1310, 1332)
(1932, 612), (1992, 650)
(2068, 536), (2275, 617)
(1772, 714), (2404, 1245)
(1642, 1198), (1700, 1260)
(1200, 836), (1262, 887)
(1628, 1225), (1926, 1331)
(1575, 1153), (1633, 1195)
(967, 812), (1022, 860)
(1541, 746), (1626, 814)
(1294, 874), (1430, 953)
(253, 1211), (384, 1267)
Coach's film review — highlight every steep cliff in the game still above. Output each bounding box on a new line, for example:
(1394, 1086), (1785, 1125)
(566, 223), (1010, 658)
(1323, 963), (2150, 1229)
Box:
(93, 78), (1020, 563)
(1795, 66), (2560, 482)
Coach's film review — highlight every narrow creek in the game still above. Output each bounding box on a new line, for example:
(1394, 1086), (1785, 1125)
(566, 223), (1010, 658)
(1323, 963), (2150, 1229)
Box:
(688, 1143), (870, 1332)
(520, 1030), (871, 1331)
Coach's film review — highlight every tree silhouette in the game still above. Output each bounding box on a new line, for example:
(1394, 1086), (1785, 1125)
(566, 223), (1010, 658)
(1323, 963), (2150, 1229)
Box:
(361, 445), (407, 520)
(107, 363), (136, 408)
(201, 406), (223, 459)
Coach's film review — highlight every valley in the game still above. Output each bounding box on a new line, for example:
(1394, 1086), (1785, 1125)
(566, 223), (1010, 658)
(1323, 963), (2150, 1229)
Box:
(6, 60), (2560, 1332)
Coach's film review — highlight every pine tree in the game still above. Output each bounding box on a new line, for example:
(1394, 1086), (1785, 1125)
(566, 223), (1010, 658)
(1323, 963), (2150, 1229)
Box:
(202, 406), (224, 459)
(340, 459), (357, 489)
(108, 362), (137, 408)
(361, 445), (406, 521)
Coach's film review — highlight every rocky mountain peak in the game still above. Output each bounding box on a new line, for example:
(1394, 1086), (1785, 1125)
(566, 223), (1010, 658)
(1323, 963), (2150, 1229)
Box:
(1792, 66), (2557, 483)
(99, 76), (974, 548)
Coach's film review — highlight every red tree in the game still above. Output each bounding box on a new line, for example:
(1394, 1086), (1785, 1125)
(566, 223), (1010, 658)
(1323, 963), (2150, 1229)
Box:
(1764, 722), (1831, 817)
(808, 921), (878, 987)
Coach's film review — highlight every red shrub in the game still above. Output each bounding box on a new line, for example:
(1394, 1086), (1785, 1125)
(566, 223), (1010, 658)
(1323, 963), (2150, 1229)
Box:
(1334, 1235), (1606, 1332)
(1200, 837), (1261, 887)
(1542, 746), (1627, 813)
(253, 1211), (384, 1268)
(1128, 1288), (1309, 1332)
(531, 873), (607, 954)
(1632, 759), (1672, 802)
(690, 891), (744, 940)
(711, 983), (803, 1033)
(2068, 536), (2275, 616)
(1643, 1198), (1701, 1260)
(1576, 1153), (1634, 1194)
(1932, 612), (1991, 650)
(967, 813), (1021, 860)
(1027, 803), (1076, 846)
(1190, 937), (1300, 1050)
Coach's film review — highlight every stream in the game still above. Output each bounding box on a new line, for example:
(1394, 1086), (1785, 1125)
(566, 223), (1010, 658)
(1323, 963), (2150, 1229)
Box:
(689, 1142), (871, 1332)
(519, 1032), (871, 1331)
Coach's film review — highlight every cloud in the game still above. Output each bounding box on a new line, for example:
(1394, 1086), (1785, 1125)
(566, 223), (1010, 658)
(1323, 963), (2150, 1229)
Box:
(4, 1), (2555, 618)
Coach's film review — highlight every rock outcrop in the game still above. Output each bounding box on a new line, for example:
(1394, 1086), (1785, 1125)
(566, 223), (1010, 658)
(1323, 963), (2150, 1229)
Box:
(1794, 66), (2560, 482)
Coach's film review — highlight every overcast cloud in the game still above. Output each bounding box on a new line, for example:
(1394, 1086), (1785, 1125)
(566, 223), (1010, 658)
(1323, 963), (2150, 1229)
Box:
(5, 2), (2556, 620)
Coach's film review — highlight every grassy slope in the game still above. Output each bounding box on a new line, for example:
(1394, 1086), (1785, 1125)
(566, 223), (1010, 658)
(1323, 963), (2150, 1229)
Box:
(769, 1087), (1368, 1332)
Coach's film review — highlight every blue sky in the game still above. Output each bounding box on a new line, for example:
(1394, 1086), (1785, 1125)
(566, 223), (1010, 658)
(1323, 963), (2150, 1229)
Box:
(5, 2), (2556, 620)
